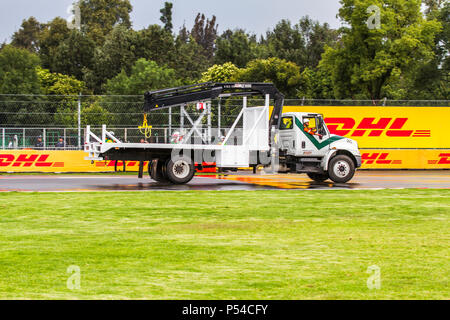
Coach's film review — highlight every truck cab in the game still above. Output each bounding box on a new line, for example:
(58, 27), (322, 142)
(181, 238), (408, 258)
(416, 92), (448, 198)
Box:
(278, 112), (362, 183)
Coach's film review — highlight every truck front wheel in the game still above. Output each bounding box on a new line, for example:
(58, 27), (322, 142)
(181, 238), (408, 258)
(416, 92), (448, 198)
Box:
(328, 155), (355, 183)
(165, 156), (195, 184)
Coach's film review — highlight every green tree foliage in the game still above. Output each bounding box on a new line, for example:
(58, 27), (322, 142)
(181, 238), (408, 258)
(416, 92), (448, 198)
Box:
(172, 34), (210, 83)
(104, 58), (181, 96)
(51, 30), (95, 81)
(11, 17), (43, 53)
(85, 26), (137, 93)
(80, 102), (111, 126)
(201, 62), (240, 82)
(160, 2), (174, 33)
(191, 13), (218, 62)
(79, 0), (133, 45)
(36, 68), (86, 126)
(215, 29), (265, 68)
(38, 17), (72, 71)
(236, 58), (302, 98)
(408, 1), (449, 99)
(297, 67), (335, 99)
(320, 0), (442, 100)
(134, 25), (176, 67)
(263, 17), (338, 69)
(265, 20), (306, 68)
(298, 17), (338, 68)
(0, 45), (41, 95)
(37, 67), (85, 96)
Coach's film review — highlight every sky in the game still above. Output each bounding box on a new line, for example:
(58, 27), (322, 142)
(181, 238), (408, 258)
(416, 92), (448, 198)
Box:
(0, 0), (343, 43)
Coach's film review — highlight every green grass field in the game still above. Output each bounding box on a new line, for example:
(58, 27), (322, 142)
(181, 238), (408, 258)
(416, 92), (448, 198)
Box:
(0, 190), (448, 300)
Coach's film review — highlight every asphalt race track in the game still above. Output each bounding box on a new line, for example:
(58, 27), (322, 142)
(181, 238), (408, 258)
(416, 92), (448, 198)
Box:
(0, 171), (449, 192)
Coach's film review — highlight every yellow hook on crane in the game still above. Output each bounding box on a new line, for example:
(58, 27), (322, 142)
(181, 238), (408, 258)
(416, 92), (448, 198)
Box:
(139, 114), (152, 139)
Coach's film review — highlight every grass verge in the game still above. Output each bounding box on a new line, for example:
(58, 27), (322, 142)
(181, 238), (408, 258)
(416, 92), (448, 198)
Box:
(0, 190), (448, 299)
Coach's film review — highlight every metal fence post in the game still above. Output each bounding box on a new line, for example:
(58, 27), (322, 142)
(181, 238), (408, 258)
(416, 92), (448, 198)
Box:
(43, 128), (46, 150)
(63, 128), (67, 151)
(180, 105), (185, 135)
(169, 107), (172, 135)
(218, 98), (221, 135)
(23, 128), (26, 149)
(207, 101), (212, 144)
(78, 93), (82, 150)
(1, 128), (4, 150)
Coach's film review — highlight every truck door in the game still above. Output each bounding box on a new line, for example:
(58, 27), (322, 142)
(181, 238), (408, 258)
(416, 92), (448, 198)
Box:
(300, 115), (330, 156)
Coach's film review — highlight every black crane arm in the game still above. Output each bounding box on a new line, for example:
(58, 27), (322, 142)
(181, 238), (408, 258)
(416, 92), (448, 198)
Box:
(144, 82), (285, 128)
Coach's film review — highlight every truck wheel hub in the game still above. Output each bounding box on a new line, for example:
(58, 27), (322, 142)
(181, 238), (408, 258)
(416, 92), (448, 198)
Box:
(173, 160), (190, 179)
(334, 161), (350, 177)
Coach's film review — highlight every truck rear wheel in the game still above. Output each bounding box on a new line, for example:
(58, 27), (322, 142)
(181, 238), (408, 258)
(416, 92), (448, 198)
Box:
(307, 173), (329, 183)
(165, 156), (195, 184)
(149, 159), (169, 183)
(328, 155), (355, 183)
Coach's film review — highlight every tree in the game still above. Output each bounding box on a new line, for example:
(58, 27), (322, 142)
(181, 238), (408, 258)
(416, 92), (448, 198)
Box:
(172, 34), (210, 83)
(201, 62), (240, 82)
(51, 30), (96, 81)
(38, 17), (72, 71)
(134, 25), (176, 67)
(408, 1), (449, 99)
(104, 58), (181, 96)
(264, 17), (338, 69)
(0, 45), (41, 95)
(0, 46), (42, 125)
(11, 17), (43, 53)
(84, 26), (137, 93)
(215, 29), (264, 68)
(297, 67), (335, 99)
(160, 2), (173, 33)
(265, 20), (306, 68)
(236, 58), (302, 98)
(37, 67), (85, 96)
(298, 17), (338, 68)
(423, 0), (446, 15)
(320, 0), (442, 100)
(79, 0), (132, 45)
(191, 13), (218, 62)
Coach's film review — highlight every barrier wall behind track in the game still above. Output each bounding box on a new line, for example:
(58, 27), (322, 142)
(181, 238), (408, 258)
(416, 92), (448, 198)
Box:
(0, 149), (449, 172)
(0, 151), (146, 173)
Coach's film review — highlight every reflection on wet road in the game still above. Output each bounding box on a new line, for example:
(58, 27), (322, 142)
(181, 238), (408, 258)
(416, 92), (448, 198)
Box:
(0, 171), (449, 192)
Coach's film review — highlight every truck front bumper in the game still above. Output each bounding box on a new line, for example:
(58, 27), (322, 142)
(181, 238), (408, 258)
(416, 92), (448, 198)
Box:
(355, 155), (362, 168)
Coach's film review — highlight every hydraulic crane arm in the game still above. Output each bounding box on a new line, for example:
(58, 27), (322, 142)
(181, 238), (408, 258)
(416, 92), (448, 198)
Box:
(144, 82), (285, 129)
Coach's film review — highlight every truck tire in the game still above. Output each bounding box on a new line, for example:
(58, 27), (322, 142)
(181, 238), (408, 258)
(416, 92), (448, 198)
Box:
(307, 172), (329, 183)
(328, 155), (355, 183)
(149, 159), (169, 183)
(165, 156), (195, 184)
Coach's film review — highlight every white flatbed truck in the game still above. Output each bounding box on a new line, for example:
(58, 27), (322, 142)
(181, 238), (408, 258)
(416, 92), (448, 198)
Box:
(85, 83), (361, 184)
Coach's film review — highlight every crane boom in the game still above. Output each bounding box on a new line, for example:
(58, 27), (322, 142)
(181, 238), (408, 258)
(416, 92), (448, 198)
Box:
(144, 82), (285, 129)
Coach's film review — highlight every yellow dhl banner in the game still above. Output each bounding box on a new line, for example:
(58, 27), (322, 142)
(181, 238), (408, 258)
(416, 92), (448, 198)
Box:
(0, 151), (146, 173)
(282, 106), (450, 149)
(0, 150), (449, 172)
(360, 149), (450, 169)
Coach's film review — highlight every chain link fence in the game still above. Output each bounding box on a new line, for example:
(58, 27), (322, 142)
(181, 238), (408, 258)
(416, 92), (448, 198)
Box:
(1, 94), (449, 150)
